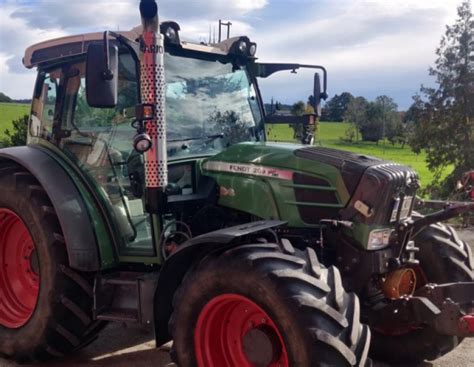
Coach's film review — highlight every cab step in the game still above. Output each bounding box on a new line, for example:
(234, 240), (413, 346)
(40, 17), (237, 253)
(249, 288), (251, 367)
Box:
(93, 271), (158, 324)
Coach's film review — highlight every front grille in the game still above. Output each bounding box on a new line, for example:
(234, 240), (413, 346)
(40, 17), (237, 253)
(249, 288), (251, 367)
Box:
(293, 173), (340, 224)
(340, 163), (419, 225)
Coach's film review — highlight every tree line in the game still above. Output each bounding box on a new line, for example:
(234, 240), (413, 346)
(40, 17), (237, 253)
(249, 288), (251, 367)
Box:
(321, 93), (408, 146)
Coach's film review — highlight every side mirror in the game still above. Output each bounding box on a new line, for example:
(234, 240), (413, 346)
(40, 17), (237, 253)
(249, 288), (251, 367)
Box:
(86, 42), (118, 108)
(313, 73), (322, 117)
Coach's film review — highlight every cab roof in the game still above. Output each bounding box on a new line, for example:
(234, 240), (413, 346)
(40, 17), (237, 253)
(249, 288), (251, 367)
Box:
(23, 24), (241, 69)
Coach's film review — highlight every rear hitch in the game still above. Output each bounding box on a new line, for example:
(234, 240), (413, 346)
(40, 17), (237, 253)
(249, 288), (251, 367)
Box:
(367, 282), (474, 337)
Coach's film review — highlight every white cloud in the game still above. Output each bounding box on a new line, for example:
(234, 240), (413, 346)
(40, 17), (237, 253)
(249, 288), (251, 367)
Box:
(0, 5), (66, 98)
(251, 0), (464, 108)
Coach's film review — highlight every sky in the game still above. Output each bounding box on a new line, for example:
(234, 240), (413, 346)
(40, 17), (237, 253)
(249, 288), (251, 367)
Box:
(0, 0), (469, 110)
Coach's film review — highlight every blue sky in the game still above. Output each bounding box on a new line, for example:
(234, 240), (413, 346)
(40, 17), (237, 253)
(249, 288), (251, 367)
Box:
(0, 0), (468, 109)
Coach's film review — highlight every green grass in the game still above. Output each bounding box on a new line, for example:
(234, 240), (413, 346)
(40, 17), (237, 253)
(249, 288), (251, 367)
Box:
(266, 122), (452, 188)
(0, 102), (30, 138)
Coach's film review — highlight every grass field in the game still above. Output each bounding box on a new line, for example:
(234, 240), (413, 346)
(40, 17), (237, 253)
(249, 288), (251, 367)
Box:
(0, 102), (30, 137)
(266, 122), (451, 188)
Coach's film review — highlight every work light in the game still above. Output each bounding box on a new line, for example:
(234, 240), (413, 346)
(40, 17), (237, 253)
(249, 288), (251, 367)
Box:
(133, 131), (153, 153)
(238, 40), (248, 53)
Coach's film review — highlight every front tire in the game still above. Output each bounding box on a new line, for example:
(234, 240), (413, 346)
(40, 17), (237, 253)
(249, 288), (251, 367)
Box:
(369, 221), (474, 364)
(170, 243), (371, 366)
(0, 164), (104, 363)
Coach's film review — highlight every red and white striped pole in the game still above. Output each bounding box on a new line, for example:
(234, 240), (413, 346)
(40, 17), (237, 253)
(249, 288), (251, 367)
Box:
(139, 0), (167, 213)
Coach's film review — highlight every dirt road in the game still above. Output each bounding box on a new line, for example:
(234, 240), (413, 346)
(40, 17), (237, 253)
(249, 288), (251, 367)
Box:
(1, 229), (473, 367)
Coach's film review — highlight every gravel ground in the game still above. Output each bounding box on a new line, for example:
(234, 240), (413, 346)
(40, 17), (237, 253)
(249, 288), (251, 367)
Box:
(1, 229), (473, 367)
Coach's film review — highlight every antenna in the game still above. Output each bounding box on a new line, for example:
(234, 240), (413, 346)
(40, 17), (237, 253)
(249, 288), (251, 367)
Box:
(218, 20), (232, 42)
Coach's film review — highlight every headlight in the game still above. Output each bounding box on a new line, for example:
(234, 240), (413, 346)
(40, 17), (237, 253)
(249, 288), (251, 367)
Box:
(249, 43), (257, 56)
(399, 195), (413, 220)
(165, 27), (177, 42)
(238, 40), (248, 53)
(390, 195), (414, 222)
(368, 229), (393, 250)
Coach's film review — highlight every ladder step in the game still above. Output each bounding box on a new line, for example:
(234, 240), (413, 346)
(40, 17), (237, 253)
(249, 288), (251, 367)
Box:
(96, 308), (139, 322)
(101, 272), (145, 286)
(103, 278), (138, 286)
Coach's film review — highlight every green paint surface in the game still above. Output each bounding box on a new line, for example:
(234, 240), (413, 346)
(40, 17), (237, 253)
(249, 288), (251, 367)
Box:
(32, 140), (118, 268)
(203, 142), (351, 227)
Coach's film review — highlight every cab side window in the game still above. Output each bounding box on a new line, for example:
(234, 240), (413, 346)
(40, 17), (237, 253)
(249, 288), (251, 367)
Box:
(30, 70), (61, 140)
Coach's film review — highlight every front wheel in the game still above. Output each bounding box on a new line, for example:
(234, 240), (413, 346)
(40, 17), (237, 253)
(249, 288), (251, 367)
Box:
(170, 243), (371, 366)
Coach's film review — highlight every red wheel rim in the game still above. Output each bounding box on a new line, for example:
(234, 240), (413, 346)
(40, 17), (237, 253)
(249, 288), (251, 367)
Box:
(195, 294), (289, 367)
(0, 208), (39, 328)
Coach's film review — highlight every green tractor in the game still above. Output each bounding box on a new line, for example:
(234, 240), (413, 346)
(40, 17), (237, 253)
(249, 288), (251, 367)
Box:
(1, 1), (473, 366)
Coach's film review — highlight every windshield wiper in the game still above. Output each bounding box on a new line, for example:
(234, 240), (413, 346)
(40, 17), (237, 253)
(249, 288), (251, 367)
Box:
(168, 133), (224, 143)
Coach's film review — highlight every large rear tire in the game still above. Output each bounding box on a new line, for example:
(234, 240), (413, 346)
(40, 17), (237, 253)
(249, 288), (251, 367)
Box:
(0, 164), (104, 363)
(170, 243), (371, 366)
(369, 221), (474, 364)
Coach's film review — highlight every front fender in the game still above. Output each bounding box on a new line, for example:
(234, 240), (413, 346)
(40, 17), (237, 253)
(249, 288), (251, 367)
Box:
(153, 220), (285, 346)
(0, 146), (103, 271)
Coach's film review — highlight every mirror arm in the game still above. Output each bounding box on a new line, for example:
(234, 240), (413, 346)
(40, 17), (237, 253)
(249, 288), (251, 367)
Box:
(101, 30), (126, 81)
(102, 31), (113, 80)
(256, 62), (328, 99)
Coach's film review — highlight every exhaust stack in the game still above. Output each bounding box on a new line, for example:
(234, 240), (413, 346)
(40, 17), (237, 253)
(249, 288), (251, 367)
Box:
(139, 0), (167, 212)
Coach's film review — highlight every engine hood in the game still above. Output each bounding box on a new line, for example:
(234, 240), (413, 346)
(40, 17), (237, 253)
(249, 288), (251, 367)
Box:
(203, 142), (384, 198)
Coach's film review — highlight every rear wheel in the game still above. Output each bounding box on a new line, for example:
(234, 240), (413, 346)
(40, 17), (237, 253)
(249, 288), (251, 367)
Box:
(0, 164), (104, 363)
(369, 221), (474, 364)
(170, 243), (371, 366)
(0, 208), (39, 328)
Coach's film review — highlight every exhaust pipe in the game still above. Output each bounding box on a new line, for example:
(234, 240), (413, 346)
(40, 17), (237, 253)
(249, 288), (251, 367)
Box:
(139, 0), (167, 213)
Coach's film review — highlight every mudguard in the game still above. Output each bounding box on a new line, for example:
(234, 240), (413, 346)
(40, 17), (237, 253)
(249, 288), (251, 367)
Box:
(0, 146), (100, 271)
(154, 220), (286, 345)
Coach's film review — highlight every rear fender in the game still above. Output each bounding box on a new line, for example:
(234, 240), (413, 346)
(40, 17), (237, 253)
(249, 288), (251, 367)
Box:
(0, 146), (102, 271)
(153, 220), (286, 346)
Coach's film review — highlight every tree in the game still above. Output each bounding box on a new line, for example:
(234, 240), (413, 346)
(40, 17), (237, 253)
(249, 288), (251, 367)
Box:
(344, 96), (369, 141)
(2, 114), (28, 147)
(208, 110), (252, 146)
(409, 1), (473, 196)
(374, 95), (402, 145)
(290, 101), (306, 116)
(324, 92), (354, 122)
(358, 95), (399, 143)
(0, 92), (12, 103)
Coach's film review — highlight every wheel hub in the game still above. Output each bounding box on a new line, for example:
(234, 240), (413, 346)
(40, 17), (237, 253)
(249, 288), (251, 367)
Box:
(242, 325), (282, 366)
(0, 208), (40, 328)
(194, 293), (288, 367)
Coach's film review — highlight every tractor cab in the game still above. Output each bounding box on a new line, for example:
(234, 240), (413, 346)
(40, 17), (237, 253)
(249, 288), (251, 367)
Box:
(22, 23), (324, 261)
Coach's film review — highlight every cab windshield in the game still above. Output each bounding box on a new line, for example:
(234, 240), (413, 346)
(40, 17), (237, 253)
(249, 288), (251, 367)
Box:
(165, 54), (263, 158)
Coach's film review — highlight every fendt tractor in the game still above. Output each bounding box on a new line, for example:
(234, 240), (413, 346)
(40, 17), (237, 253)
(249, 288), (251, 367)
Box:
(1, 1), (473, 366)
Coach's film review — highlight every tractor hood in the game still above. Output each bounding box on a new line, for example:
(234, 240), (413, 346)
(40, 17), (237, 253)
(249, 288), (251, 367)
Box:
(203, 142), (383, 198)
(202, 142), (418, 227)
